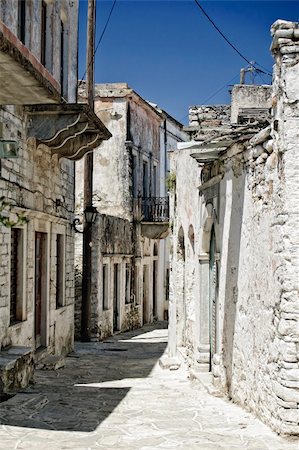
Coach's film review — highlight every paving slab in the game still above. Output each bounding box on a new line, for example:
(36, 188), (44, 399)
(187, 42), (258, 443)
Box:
(0, 322), (298, 450)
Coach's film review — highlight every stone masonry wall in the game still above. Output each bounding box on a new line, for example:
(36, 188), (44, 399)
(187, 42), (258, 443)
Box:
(0, 105), (75, 355)
(213, 21), (299, 435)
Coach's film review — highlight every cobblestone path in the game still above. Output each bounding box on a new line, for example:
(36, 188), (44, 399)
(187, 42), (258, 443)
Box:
(0, 323), (298, 449)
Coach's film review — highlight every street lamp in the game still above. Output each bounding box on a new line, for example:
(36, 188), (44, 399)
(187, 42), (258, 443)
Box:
(84, 205), (98, 225)
(72, 205), (98, 233)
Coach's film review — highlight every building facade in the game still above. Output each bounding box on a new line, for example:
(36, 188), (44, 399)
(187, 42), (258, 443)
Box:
(166, 21), (299, 435)
(0, 0), (110, 392)
(75, 83), (187, 340)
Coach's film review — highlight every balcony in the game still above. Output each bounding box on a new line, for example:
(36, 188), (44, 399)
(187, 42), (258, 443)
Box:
(134, 197), (170, 240)
(24, 104), (112, 160)
(0, 20), (60, 105)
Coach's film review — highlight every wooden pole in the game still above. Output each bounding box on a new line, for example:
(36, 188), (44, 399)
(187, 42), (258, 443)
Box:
(81, 0), (96, 342)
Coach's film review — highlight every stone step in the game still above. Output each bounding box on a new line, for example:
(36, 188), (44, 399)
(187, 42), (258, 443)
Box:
(189, 368), (223, 397)
(36, 355), (65, 370)
(0, 346), (34, 394)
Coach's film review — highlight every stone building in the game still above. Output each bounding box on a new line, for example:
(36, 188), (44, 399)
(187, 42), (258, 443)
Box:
(165, 21), (299, 435)
(0, 0), (110, 393)
(75, 83), (187, 340)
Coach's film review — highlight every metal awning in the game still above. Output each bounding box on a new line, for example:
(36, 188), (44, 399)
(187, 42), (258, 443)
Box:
(24, 104), (112, 160)
(0, 20), (60, 105)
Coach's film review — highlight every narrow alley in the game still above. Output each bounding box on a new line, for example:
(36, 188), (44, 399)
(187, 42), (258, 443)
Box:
(0, 323), (296, 450)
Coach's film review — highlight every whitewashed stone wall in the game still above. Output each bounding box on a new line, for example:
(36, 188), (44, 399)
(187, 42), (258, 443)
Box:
(169, 20), (299, 436)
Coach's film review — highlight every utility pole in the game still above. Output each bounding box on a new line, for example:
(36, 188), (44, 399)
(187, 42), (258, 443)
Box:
(81, 0), (96, 342)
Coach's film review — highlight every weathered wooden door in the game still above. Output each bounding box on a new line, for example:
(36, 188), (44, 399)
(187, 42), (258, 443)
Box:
(209, 227), (217, 368)
(113, 264), (119, 332)
(153, 260), (158, 318)
(35, 232), (47, 348)
(143, 265), (149, 325)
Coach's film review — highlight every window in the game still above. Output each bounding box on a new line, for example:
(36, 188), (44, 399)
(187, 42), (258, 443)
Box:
(56, 234), (65, 308)
(10, 228), (24, 324)
(102, 264), (109, 310)
(60, 20), (65, 93)
(153, 165), (157, 197)
(125, 263), (132, 304)
(132, 154), (138, 198)
(18, 0), (26, 44)
(40, 1), (47, 66)
(143, 161), (148, 198)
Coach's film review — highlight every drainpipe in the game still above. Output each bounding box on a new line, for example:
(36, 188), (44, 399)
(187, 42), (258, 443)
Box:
(81, 0), (95, 342)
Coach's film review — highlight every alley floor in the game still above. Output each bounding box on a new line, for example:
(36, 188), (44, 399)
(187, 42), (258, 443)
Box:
(0, 323), (298, 450)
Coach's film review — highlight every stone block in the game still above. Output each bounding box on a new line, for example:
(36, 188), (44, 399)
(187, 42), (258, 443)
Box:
(273, 381), (299, 403)
(0, 346), (34, 394)
(36, 355), (65, 370)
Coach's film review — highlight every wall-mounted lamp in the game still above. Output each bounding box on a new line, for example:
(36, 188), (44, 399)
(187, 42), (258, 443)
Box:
(0, 140), (18, 158)
(72, 205), (98, 233)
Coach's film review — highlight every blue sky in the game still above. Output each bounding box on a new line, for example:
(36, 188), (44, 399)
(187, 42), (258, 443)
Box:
(78, 1), (299, 124)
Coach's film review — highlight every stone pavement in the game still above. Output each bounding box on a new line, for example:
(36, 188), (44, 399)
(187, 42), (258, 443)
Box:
(0, 323), (298, 450)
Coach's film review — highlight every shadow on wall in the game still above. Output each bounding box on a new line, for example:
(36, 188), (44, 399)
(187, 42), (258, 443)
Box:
(221, 171), (245, 396)
(0, 322), (168, 432)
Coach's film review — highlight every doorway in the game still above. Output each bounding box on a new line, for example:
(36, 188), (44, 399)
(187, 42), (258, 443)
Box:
(143, 265), (149, 325)
(152, 260), (158, 318)
(209, 226), (217, 369)
(113, 263), (120, 332)
(35, 232), (47, 348)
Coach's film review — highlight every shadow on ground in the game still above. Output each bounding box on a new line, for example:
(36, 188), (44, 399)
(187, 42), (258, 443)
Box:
(0, 322), (168, 432)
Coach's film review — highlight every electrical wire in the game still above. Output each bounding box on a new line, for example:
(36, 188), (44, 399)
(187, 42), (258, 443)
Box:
(179, 73), (239, 122)
(78, 0), (117, 87)
(193, 0), (272, 77)
(201, 74), (239, 104)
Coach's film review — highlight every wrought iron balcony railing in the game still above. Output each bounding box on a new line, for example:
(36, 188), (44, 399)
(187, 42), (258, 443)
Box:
(134, 197), (169, 222)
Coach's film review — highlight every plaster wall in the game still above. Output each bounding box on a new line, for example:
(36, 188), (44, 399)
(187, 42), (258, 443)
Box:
(230, 84), (272, 123)
(168, 147), (201, 358)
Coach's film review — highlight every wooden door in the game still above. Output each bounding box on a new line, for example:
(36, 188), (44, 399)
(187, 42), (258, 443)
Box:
(35, 232), (47, 348)
(143, 265), (149, 325)
(153, 260), (158, 318)
(113, 264), (119, 332)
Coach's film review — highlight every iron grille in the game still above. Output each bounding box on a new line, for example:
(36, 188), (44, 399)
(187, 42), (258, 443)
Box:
(134, 197), (169, 222)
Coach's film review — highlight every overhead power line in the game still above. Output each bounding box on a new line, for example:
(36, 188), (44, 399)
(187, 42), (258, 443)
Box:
(179, 73), (239, 122)
(201, 74), (239, 104)
(193, 0), (272, 77)
(79, 0), (117, 88)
